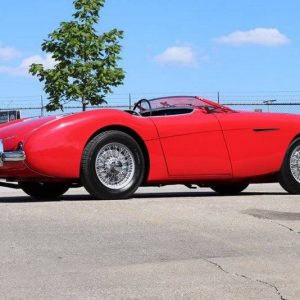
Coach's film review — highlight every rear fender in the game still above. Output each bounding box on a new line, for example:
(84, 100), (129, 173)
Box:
(24, 110), (166, 179)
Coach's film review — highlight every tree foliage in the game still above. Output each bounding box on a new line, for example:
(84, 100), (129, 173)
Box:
(29, 0), (125, 111)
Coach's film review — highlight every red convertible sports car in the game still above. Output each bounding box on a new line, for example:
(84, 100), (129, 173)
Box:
(1, 96), (300, 199)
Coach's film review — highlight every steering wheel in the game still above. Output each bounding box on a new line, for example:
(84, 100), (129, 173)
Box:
(133, 98), (152, 116)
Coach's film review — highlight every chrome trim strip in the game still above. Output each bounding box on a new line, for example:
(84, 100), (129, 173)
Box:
(0, 139), (3, 166)
(0, 139), (26, 166)
(2, 151), (26, 162)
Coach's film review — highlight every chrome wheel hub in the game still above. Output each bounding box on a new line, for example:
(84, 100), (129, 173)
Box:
(290, 145), (300, 183)
(95, 143), (135, 189)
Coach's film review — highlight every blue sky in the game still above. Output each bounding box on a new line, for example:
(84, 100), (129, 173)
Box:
(0, 0), (299, 106)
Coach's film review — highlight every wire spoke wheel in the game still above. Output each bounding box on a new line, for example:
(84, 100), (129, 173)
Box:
(81, 130), (145, 200)
(279, 138), (300, 194)
(290, 145), (300, 183)
(95, 143), (135, 189)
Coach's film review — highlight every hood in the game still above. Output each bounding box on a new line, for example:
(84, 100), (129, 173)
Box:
(0, 116), (58, 151)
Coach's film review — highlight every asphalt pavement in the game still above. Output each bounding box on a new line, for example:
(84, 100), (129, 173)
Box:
(0, 183), (299, 300)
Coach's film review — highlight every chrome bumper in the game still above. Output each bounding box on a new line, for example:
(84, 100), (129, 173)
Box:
(0, 139), (26, 166)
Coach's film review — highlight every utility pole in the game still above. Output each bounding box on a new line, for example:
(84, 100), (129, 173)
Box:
(263, 99), (276, 112)
(217, 91), (220, 104)
(41, 95), (44, 117)
(129, 93), (132, 109)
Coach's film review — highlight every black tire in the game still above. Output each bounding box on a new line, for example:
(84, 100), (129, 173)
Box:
(210, 183), (249, 195)
(81, 130), (145, 200)
(279, 138), (300, 194)
(19, 182), (69, 199)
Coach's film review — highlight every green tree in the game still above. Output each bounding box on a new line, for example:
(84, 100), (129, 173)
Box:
(30, 0), (124, 111)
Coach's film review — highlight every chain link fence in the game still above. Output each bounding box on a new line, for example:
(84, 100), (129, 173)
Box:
(1, 91), (300, 117)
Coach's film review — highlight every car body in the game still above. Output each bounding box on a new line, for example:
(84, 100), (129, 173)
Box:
(1, 96), (300, 199)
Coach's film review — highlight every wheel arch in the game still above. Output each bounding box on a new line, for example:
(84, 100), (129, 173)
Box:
(274, 134), (300, 170)
(291, 134), (300, 144)
(84, 125), (150, 184)
(282, 134), (300, 166)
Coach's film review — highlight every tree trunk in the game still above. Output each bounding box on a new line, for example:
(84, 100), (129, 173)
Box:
(82, 98), (86, 111)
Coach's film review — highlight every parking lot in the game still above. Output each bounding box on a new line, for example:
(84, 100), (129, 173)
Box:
(0, 183), (299, 299)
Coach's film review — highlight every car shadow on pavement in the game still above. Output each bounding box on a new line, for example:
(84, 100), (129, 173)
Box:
(0, 191), (288, 203)
(0, 194), (93, 203)
(132, 191), (287, 199)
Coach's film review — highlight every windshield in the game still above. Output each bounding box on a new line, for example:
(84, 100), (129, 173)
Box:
(148, 96), (204, 109)
(147, 96), (234, 112)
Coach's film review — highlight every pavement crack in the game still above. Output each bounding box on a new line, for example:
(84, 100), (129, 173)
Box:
(242, 212), (300, 234)
(202, 258), (229, 274)
(256, 279), (288, 300)
(270, 221), (300, 234)
(203, 258), (288, 300)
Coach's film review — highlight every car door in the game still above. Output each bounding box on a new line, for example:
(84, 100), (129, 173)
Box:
(215, 112), (291, 178)
(150, 109), (232, 178)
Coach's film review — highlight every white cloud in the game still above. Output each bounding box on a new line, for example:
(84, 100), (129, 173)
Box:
(0, 46), (21, 61)
(215, 28), (290, 46)
(0, 54), (56, 76)
(20, 54), (56, 70)
(154, 46), (197, 66)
